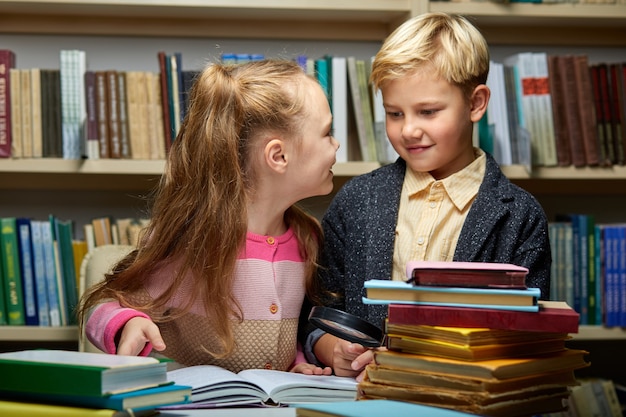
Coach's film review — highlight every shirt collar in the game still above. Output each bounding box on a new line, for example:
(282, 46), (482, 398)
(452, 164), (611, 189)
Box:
(404, 148), (486, 211)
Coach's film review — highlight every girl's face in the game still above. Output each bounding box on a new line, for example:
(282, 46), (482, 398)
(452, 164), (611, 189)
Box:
(381, 69), (484, 180)
(288, 78), (339, 200)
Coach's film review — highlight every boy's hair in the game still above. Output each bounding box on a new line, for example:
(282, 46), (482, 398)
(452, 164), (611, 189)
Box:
(78, 59), (323, 358)
(370, 12), (489, 100)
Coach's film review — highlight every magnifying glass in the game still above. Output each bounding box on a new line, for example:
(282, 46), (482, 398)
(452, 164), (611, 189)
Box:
(308, 306), (384, 348)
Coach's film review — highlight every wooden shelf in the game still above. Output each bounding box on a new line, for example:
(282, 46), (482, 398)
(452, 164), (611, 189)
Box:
(0, 326), (78, 342)
(575, 326), (626, 341)
(2, 160), (626, 192)
(427, 2), (626, 46)
(0, 0), (411, 41)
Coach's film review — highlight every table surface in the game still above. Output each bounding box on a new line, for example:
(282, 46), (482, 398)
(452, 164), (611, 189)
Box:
(159, 407), (296, 416)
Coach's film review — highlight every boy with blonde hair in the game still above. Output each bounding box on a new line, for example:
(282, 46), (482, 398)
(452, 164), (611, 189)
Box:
(305, 12), (551, 380)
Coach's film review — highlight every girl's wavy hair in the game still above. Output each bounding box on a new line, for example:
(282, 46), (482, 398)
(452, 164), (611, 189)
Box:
(78, 59), (323, 358)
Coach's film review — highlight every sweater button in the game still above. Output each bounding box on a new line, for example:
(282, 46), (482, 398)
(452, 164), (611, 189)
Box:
(269, 303), (278, 314)
(266, 236), (275, 245)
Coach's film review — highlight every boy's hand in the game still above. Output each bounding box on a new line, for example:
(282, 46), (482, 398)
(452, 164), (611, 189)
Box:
(314, 334), (387, 381)
(116, 316), (166, 356)
(289, 363), (333, 375)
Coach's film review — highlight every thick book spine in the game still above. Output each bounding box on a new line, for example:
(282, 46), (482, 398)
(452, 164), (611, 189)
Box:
(157, 51), (173, 152)
(16, 218), (38, 325)
(0, 49), (15, 158)
(116, 71), (132, 159)
(8, 68), (22, 158)
(547, 55), (571, 166)
(30, 219), (50, 326)
(30, 68), (43, 158)
(54, 218), (78, 325)
(95, 71), (109, 158)
(38, 220), (62, 326)
(573, 54), (600, 166)
(558, 55), (586, 167)
(106, 70), (122, 158)
(0, 217), (26, 325)
(387, 303), (580, 333)
(83, 70), (100, 159)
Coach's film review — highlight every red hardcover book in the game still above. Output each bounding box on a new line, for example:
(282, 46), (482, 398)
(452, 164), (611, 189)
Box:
(405, 261), (528, 289)
(387, 301), (580, 334)
(0, 49), (16, 158)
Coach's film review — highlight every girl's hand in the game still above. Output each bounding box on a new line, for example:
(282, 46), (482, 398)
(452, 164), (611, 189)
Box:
(116, 317), (166, 356)
(289, 363), (333, 375)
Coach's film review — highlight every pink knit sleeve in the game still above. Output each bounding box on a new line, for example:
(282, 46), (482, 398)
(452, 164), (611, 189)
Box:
(86, 301), (152, 356)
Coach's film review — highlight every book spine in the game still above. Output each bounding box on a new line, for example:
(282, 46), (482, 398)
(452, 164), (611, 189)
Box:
(117, 71), (132, 158)
(39, 220), (62, 326)
(16, 218), (38, 325)
(83, 70), (100, 159)
(8, 68), (22, 158)
(95, 70), (109, 158)
(574, 54), (601, 166)
(0, 50), (15, 158)
(30, 68), (43, 158)
(30, 220), (50, 326)
(106, 70), (122, 158)
(157, 51), (173, 152)
(0, 217), (26, 325)
(20, 68), (33, 158)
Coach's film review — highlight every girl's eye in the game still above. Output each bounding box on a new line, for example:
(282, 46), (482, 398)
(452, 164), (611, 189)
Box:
(387, 111), (402, 118)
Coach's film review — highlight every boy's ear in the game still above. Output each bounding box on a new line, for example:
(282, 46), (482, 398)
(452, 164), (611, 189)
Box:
(264, 138), (288, 173)
(469, 84), (490, 123)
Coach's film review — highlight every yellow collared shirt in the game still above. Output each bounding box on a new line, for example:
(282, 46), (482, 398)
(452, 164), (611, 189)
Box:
(392, 148), (486, 281)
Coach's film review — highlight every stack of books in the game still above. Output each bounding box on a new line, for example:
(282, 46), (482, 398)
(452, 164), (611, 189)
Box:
(358, 261), (590, 417)
(0, 349), (191, 417)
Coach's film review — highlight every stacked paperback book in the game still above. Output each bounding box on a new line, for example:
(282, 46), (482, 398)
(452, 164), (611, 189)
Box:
(0, 349), (191, 416)
(358, 261), (589, 417)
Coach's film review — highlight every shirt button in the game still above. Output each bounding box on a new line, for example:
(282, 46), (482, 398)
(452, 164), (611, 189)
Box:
(269, 303), (278, 314)
(417, 237), (425, 245)
(266, 236), (275, 245)
(429, 202), (436, 208)
(264, 362), (272, 370)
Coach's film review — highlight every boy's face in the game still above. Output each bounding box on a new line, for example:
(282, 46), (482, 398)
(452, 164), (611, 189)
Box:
(381, 68), (487, 180)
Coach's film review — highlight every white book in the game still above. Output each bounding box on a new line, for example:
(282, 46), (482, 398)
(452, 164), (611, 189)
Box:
(486, 60), (512, 166)
(164, 365), (357, 408)
(331, 56), (348, 163)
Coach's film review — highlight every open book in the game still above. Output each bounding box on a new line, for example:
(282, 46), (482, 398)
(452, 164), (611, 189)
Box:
(162, 365), (358, 408)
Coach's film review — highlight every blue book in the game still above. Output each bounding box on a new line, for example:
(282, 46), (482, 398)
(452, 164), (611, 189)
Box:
(1, 384), (192, 411)
(16, 218), (38, 325)
(363, 280), (540, 312)
(296, 399), (475, 417)
(29, 220), (50, 326)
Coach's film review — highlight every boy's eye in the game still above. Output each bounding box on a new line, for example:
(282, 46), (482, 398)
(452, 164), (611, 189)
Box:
(387, 111), (402, 118)
(421, 109), (438, 116)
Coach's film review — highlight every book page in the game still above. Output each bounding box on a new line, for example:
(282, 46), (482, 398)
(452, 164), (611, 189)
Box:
(239, 369), (357, 403)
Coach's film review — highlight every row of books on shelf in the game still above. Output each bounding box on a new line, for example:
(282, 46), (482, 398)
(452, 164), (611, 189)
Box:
(357, 262), (590, 416)
(549, 215), (626, 327)
(481, 52), (626, 170)
(0, 48), (397, 166)
(2, 47), (626, 169)
(0, 215), (146, 327)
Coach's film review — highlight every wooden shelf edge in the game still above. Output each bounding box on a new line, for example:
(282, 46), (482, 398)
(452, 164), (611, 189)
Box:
(572, 325), (626, 341)
(0, 326), (78, 342)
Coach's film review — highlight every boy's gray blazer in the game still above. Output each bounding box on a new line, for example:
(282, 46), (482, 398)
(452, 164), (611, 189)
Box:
(313, 152), (551, 332)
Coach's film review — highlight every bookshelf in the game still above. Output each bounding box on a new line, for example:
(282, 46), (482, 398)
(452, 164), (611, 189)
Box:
(0, 1), (625, 371)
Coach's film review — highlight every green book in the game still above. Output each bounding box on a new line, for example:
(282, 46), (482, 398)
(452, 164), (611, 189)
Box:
(0, 350), (169, 397)
(1, 217), (25, 325)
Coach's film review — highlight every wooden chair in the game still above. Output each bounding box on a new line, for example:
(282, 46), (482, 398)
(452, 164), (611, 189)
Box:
(78, 244), (134, 353)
